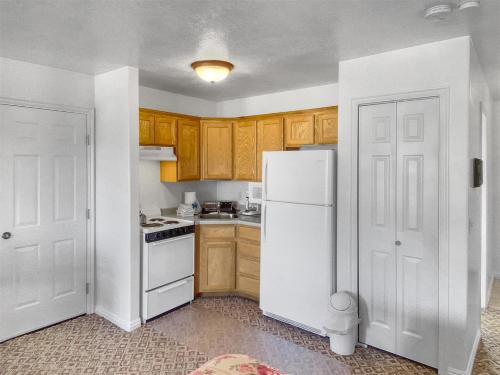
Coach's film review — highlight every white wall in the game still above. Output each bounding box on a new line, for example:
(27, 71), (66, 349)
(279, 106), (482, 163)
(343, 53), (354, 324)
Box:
(0, 57), (94, 108)
(139, 86), (217, 117)
(492, 100), (500, 277)
(95, 67), (140, 331)
(216, 83), (339, 117)
(468, 40), (492, 370)
(337, 37), (473, 374)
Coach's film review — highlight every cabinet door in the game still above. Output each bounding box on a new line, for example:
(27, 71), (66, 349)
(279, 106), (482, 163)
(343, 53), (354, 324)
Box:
(257, 117), (283, 181)
(154, 114), (177, 146)
(177, 118), (200, 181)
(202, 121), (233, 180)
(284, 113), (314, 147)
(200, 240), (236, 292)
(139, 111), (155, 145)
(315, 108), (338, 144)
(234, 120), (257, 181)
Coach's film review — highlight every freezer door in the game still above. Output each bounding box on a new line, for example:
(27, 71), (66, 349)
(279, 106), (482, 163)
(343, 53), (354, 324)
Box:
(262, 150), (335, 206)
(260, 200), (335, 333)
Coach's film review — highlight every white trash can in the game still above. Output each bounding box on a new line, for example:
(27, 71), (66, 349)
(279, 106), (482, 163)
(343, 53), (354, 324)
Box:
(324, 291), (359, 356)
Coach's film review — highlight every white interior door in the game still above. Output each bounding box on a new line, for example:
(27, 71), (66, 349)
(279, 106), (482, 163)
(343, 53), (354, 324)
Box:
(358, 102), (398, 353)
(358, 98), (439, 368)
(395, 98), (439, 367)
(0, 104), (88, 342)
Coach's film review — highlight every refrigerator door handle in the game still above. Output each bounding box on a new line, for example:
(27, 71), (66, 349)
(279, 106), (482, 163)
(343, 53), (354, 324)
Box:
(264, 160), (269, 199)
(262, 204), (267, 242)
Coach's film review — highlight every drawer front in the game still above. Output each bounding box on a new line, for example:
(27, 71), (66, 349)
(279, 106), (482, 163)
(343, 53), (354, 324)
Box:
(238, 275), (260, 297)
(144, 277), (194, 321)
(238, 225), (260, 243)
(200, 225), (235, 239)
(146, 234), (194, 291)
(238, 241), (260, 259)
(238, 257), (260, 278)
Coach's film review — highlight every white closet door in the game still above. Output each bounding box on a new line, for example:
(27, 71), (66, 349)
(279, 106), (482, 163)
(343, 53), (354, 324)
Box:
(395, 98), (439, 367)
(0, 105), (88, 342)
(358, 98), (439, 368)
(358, 102), (397, 353)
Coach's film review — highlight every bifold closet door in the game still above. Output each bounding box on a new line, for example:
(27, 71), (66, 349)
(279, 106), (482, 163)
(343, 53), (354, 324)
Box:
(358, 102), (398, 353)
(358, 98), (439, 368)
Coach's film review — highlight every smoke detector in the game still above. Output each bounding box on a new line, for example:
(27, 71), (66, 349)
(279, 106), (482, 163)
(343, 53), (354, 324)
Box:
(424, 4), (453, 20)
(458, 1), (480, 10)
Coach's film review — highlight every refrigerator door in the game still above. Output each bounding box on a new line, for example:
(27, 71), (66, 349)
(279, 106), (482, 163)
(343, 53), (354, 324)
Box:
(260, 200), (335, 334)
(262, 150), (335, 206)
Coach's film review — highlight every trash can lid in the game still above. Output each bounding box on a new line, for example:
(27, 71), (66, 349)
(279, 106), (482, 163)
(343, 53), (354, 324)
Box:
(330, 292), (354, 311)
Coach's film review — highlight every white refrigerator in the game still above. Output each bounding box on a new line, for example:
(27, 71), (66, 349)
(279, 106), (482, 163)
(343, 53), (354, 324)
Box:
(260, 150), (336, 336)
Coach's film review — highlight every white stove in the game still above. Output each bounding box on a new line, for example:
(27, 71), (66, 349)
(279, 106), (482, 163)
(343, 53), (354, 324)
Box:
(140, 215), (195, 323)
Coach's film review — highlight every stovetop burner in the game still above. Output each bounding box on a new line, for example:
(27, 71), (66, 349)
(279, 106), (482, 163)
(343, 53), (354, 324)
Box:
(141, 223), (163, 228)
(166, 220), (179, 224)
(149, 218), (165, 222)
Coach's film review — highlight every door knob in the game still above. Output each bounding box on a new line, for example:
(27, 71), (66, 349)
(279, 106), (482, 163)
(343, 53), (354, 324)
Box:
(2, 232), (12, 240)
(395, 240), (402, 246)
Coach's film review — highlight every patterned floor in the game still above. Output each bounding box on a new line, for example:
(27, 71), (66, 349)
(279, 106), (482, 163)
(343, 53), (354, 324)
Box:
(1, 284), (499, 374)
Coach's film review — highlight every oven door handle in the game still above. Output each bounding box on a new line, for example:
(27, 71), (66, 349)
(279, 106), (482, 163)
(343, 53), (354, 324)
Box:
(148, 233), (194, 246)
(157, 278), (190, 294)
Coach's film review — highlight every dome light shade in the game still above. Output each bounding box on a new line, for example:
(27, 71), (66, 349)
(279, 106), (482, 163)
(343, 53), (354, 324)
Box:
(191, 60), (234, 83)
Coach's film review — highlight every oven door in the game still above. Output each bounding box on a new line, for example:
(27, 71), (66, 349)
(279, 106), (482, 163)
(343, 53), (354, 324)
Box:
(145, 234), (194, 291)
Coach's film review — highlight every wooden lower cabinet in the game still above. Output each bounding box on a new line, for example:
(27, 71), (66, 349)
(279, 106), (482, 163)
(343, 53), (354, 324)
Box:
(196, 224), (261, 300)
(199, 225), (236, 293)
(236, 226), (260, 300)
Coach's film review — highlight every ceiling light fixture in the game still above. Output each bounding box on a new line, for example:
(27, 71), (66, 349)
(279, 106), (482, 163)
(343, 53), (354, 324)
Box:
(458, 0), (480, 11)
(191, 60), (234, 83)
(424, 4), (453, 20)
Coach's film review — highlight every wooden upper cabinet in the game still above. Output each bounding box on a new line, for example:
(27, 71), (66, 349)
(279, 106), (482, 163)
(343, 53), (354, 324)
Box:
(177, 118), (201, 181)
(315, 108), (338, 144)
(284, 113), (314, 147)
(256, 117), (283, 181)
(233, 120), (257, 181)
(154, 114), (177, 146)
(139, 111), (155, 145)
(202, 120), (233, 180)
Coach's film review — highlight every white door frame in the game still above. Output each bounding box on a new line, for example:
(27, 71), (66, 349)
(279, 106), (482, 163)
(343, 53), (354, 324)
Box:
(0, 96), (96, 315)
(349, 88), (450, 373)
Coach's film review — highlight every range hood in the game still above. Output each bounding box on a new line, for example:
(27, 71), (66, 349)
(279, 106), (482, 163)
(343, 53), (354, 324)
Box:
(139, 146), (177, 161)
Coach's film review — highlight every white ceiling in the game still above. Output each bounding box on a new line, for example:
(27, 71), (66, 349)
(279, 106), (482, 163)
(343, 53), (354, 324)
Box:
(0, 1), (499, 100)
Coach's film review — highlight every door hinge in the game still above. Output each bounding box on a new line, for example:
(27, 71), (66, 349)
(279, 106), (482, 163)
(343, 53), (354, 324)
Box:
(87, 209), (91, 220)
(86, 283), (90, 294)
(86, 134), (90, 146)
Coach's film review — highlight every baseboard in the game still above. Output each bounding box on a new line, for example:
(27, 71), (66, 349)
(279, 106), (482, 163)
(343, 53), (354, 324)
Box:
(485, 276), (495, 308)
(95, 306), (141, 332)
(448, 329), (481, 375)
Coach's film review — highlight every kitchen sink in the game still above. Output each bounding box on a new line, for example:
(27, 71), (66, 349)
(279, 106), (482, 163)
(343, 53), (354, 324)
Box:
(198, 213), (238, 219)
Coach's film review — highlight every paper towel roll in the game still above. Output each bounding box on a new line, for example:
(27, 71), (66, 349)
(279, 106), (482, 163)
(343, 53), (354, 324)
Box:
(184, 192), (197, 204)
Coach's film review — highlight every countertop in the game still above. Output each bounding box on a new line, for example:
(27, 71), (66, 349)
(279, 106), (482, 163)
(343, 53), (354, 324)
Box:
(161, 208), (261, 228)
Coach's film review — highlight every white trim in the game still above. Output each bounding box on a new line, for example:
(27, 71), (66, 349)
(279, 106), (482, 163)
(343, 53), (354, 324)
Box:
(0, 96), (96, 315)
(485, 276), (495, 310)
(447, 329), (481, 375)
(95, 307), (142, 332)
(350, 89), (450, 372)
